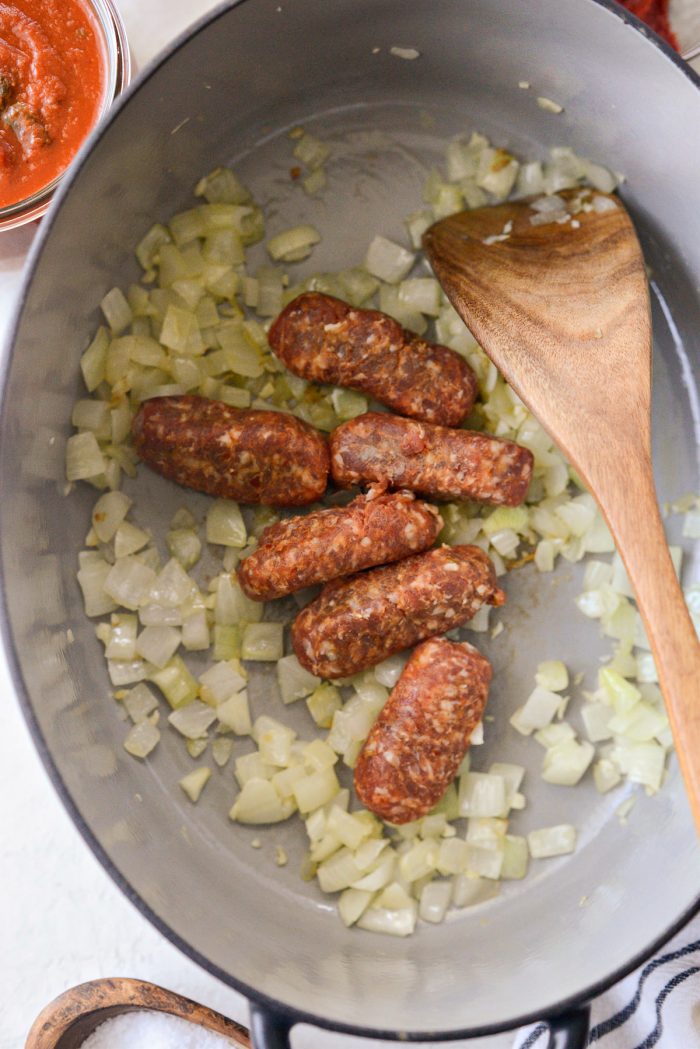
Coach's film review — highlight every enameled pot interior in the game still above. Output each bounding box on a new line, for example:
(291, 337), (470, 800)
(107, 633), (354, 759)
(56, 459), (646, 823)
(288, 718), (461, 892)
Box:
(2, 0), (699, 1038)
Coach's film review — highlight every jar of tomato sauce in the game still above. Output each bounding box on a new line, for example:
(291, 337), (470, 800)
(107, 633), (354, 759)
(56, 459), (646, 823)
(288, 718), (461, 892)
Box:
(0, 0), (130, 231)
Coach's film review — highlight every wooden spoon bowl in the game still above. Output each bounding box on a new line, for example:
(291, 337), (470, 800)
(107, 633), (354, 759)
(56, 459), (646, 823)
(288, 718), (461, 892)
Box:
(25, 978), (251, 1049)
(424, 189), (700, 832)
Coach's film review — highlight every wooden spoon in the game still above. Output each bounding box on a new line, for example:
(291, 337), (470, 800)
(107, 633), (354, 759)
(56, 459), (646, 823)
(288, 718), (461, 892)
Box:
(24, 978), (251, 1049)
(424, 188), (700, 832)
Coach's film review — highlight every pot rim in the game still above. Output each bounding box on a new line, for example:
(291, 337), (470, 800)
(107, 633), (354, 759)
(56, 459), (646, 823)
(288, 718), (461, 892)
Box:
(2, 0), (699, 1040)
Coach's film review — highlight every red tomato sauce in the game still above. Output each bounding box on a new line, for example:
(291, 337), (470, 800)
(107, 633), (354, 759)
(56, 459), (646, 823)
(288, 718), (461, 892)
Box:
(617, 0), (679, 50)
(0, 0), (104, 209)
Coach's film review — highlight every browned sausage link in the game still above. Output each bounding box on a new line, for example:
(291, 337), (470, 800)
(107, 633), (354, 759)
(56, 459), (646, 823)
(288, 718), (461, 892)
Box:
(132, 395), (329, 507)
(238, 488), (442, 601)
(291, 544), (504, 679)
(268, 292), (478, 427)
(330, 411), (533, 506)
(354, 637), (492, 824)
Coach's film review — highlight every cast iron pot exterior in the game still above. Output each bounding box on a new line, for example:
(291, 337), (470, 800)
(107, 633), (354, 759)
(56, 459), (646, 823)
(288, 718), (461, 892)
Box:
(2, 2), (700, 1047)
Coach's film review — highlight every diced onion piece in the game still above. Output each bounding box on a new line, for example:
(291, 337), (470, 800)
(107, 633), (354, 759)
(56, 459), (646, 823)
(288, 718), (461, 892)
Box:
(108, 659), (148, 686)
(217, 690), (252, 735)
(199, 660), (247, 705)
(176, 763), (209, 801)
(608, 701), (668, 743)
(104, 557), (157, 611)
(123, 683), (159, 723)
(419, 880), (452, 924)
(326, 806), (372, 851)
(452, 874), (500, 908)
(527, 825), (577, 859)
(373, 652), (408, 688)
(482, 506), (529, 537)
(293, 767), (341, 814)
(149, 655), (199, 709)
(267, 225), (321, 263)
(229, 778), (295, 823)
(476, 148), (519, 198)
(350, 852), (396, 891)
(91, 491), (131, 542)
(168, 700), (217, 739)
(101, 287), (133, 334)
(465, 817), (507, 850)
(66, 432), (106, 482)
(306, 683), (342, 728)
(204, 500), (247, 548)
(599, 668), (641, 715)
(303, 739), (338, 772)
(195, 167), (251, 205)
(338, 888), (375, 927)
(330, 387), (368, 421)
(186, 739), (207, 759)
(364, 235), (415, 283)
(501, 835), (529, 879)
(182, 609), (210, 652)
(317, 848), (365, 892)
(241, 622), (284, 662)
(398, 277), (442, 317)
(465, 844), (503, 879)
(581, 702), (614, 743)
(160, 305), (204, 355)
(458, 772), (507, 818)
(215, 575), (263, 625)
(534, 721), (576, 749)
(292, 132), (330, 170)
(104, 613), (138, 660)
(436, 837), (470, 875)
(488, 762), (525, 816)
(302, 168), (326, 196)
(136, 625), (181, 668)
(610, 739), (666, 792)
(124, 719), (160, 758)
(149, 558), (198, 608)
(254, 715), (296, 766)
(167, 528), (202, 569)
(80, 327), (109, 391)
(535, 660), (569, 693)
(277, 654), (320, 704)
(509, 686), (561, 735)
(78, 558), (118, 617)
(114, 522), (150, 559)
(212, 738), (234, 768)
(234, 752), (275, 786)
(541, 738), (594, 786)
(594, 758), (622, 794)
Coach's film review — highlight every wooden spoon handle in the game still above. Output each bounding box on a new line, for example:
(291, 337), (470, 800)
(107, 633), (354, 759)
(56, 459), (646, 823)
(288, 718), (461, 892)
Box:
(599, 457), (700, 830)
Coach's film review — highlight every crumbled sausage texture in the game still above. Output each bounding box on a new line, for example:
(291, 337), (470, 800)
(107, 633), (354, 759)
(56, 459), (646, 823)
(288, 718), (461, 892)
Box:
(291, 544), (505, 679)
(238, 487), (442, 601)
(354, 637), (492, 824)
(268, 292), (478, 427)
(132, 395), (329, 507)
(330, 411), (533, 506)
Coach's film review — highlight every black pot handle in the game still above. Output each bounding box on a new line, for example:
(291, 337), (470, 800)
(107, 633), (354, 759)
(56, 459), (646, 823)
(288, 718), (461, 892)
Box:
(249, 1002), (294, 1049)
(548, 1005), (591, 1049)
(248, 1000), (592, 1048)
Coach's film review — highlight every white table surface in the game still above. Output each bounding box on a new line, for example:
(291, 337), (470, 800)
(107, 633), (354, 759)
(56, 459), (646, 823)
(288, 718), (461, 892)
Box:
(1, 4), (699, 1049)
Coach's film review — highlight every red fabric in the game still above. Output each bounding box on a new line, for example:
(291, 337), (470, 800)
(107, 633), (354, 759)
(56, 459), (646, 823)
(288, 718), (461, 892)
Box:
(616, 0), (680, 50)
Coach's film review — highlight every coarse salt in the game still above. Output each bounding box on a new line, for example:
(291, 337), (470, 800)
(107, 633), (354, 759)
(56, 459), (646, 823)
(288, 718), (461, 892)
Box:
(80, 1010), (242, 1049)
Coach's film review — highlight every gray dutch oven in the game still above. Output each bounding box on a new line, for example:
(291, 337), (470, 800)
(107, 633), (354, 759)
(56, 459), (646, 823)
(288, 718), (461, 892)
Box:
(2, 2), (700, 1047)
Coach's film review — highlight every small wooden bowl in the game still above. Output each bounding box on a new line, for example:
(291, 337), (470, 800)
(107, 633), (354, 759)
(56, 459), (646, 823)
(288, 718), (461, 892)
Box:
(25, 978), (251, 1049)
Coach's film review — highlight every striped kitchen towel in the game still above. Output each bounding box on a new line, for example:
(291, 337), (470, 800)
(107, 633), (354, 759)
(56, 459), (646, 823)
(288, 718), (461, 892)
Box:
(513, 916), (700, 1048)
